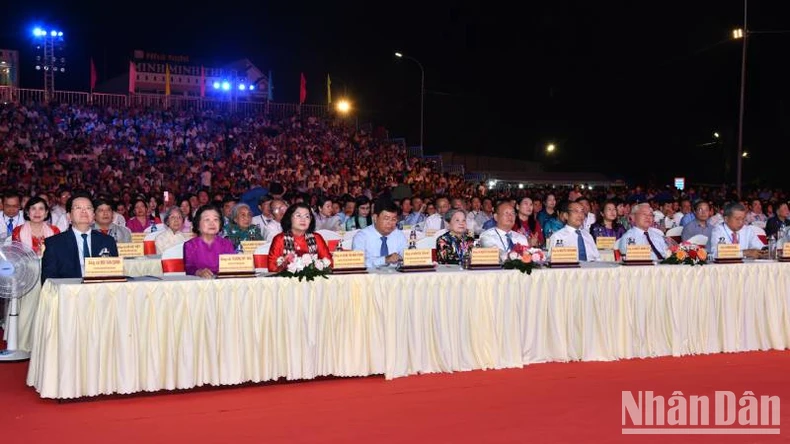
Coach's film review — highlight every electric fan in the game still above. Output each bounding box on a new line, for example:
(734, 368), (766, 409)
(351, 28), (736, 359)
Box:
(0, 241), (41, 362)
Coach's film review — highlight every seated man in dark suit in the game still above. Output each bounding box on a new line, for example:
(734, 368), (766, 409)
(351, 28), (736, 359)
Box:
(41, 192), (119, 283)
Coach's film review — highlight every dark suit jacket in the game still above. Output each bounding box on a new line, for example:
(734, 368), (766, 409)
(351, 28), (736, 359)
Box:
(41, 229), (119, 283)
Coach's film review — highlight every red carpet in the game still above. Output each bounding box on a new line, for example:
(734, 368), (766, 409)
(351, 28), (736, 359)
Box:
(2, 351), (789, 443)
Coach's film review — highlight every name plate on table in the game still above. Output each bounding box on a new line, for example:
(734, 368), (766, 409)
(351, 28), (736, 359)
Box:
(130, 233), (146, 244)
(331, 251), (367, 273)
(117, 242), (145, 258)
(471, 247), (500, 265)
(625, 245), (652, 261)
(425, 229), (437, 237)
(83, 257), (126, 283)
(241, 240), (266, 254)
(402, 249), (434, 268)
(551, 247), (579, 264)
(596, 236), (616, 250)
(780, 247), (790, 262)
(217, 254), (255, 278)
(716, 244), (741, 259)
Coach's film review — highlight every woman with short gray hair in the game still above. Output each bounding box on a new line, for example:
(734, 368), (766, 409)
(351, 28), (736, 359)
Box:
(155, 207), (189, 254)
(223, 202), (264, 249)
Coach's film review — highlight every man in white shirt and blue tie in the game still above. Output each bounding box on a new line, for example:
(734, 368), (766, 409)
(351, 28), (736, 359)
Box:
(0, 191), (25, 239)
(352, 200), (408, 269)
(547, 201), (600, 261)
(620, 203), (669, 261)
(708, 202), (766, 259)
(479, 201), (529, 257)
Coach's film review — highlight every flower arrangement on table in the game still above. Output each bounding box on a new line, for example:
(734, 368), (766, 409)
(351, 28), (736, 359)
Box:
(276, 253), (332, 281)
(660, 242), (708, 266)
(501, 244), (545, 275)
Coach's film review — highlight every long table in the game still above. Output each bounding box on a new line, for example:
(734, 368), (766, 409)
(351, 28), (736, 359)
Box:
(26, 262), (790, 399)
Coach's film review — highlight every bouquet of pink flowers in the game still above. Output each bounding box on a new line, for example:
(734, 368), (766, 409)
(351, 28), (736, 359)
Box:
(276, 253), (332, 281)
(502, 244), (544, 275)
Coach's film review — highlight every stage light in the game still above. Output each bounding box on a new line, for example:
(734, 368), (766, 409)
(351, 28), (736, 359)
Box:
(33, 28), (43, 37)
(249, 85), (254, 90)
(238, 84), (246, 91)
(518, 184), (524, 189)
(60, 67), (65, 72)
(213, 81), (220, 89)
(57, 31), (63, 37)
(222, 81), (230, 90)
(50, 30), (57, 37)
(44, 66), (49, 71)
(35, 65), (41, 70)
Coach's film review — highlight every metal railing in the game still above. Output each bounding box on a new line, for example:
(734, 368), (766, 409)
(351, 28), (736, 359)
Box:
(0, 86), (328, 118)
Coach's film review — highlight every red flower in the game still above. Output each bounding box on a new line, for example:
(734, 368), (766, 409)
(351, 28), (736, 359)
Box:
(670, 245), (679, 253)
(688, 249), (698, 260)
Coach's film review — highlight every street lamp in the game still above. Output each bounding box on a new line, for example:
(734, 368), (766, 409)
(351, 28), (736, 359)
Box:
(336, 99), (351, 114)
(546, 143), (556, 154)
(735, 1), (748, 198)
(395, 51), (425, 150)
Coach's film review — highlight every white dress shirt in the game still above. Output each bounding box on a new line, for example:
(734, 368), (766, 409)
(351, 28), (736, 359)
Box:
(708, 224), (764, 257)
(466, 211), (490, 236)
(263, 220), (282, 242)
(352, 225), (408, 268)
(423, 213), (445, 232)
(582, 213), (596, 232)
(547, 224), (600, 261)
(52, 212), (70, 232)
(620, 227), (669, 261)
(479, 227), (528, 252)
(252, 215), (273, 234)
(0, 212), (25, 237)
(72, 227), (92, 276)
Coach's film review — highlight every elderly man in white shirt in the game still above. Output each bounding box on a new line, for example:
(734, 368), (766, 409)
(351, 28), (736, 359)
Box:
(263, 199), (287, 242)
(548, 201), (600, 261)
(620, 203), (670, 261)
(708, 202), (766, 259)
(479, 201), (528, 258)
(424, 197), (450, 232)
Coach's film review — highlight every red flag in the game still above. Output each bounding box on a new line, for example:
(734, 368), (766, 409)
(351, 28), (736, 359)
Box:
(200, 66), (205, 98)
(90, 58), (97, 92)
(129, 61), (137, 94)
(299, 72), (307, 104)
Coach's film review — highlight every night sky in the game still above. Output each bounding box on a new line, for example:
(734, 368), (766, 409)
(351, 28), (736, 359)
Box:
(2, 1), (790, 186)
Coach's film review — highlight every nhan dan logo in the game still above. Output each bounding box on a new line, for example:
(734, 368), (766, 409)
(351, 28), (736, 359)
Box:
(622, 391), (780, 434)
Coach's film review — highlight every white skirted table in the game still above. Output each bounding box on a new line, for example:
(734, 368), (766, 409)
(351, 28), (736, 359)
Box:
(26, 262), (790, 399)
(8, 257), (163, 353)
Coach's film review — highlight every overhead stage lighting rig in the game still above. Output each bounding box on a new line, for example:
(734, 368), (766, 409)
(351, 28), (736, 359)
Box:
(32, 27), (66, 101)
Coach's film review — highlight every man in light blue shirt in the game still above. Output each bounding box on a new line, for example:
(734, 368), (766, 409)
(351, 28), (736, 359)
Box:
(352, 200), (407, 269)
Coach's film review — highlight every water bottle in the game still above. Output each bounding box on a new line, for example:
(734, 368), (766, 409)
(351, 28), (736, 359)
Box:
(768, 235), (777, 260)
(150, 218), (158, 232)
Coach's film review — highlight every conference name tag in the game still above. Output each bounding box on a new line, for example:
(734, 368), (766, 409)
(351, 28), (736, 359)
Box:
(471, 247), (500, 265)
(116, 242), (145, 257)
(403, 249), (433, 267)
(596, 236), (616, 250)
(599, 250), (616, 262)
(219, 254), (254, 273)
(332, 251), (365, 269)
(717, 244), (741, 259)
(551, 247), (579, 263)
(626, 245), (652, 261)
(84, 257), (124, 277)
(130, 233), (146, 244)
(241, 240), (266, 254)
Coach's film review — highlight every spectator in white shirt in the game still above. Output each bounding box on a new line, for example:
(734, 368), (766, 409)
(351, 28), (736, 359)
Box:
(479, 201), (528, 259)
(745, 199), (768, 225)
(263, 199), (288, 242)
(575, 197), (596, 232)
(708, 202), (766, 259)
(620, 203), (670, 261)
(424, 197), (450, 232)
(548, 201), (600, 261)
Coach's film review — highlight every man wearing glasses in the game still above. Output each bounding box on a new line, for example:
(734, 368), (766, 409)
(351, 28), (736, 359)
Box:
(41, 192), (119, 283)
(681, 200), (714, 242)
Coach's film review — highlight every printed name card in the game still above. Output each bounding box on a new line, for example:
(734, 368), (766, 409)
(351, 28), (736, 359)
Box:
(783, 247), (790, 259)
(117, 242), (145, 257)
(596, 236), (616, 250)
(403, 249), (433, 267)
(130, 233), (146, 244)
(717, 244), (741, 259)
(332, 251), (366, 269)
(241, 240), (266, 254)
(551, 247), (579, 263)
(219, 254), (254, 273)
(425, 229), (437, 237)
(471, 247), (500, 265)
(84, 257), (124, 277)
(626, 245), (652, 261)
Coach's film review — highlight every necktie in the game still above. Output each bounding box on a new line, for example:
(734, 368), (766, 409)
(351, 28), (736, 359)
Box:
(644, 231), (664, 260)
(380, 236), (389, 257)
(505, 232), (514, 250)
(81, 233), (90, 259)
(6, 218), (13, 236)
(732, 231), (739, 244)
(576, 229), (588, 261)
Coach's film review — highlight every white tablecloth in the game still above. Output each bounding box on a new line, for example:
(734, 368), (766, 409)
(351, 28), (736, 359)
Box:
(7, 257), (163, 352)
(26, 262), (790, 399)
